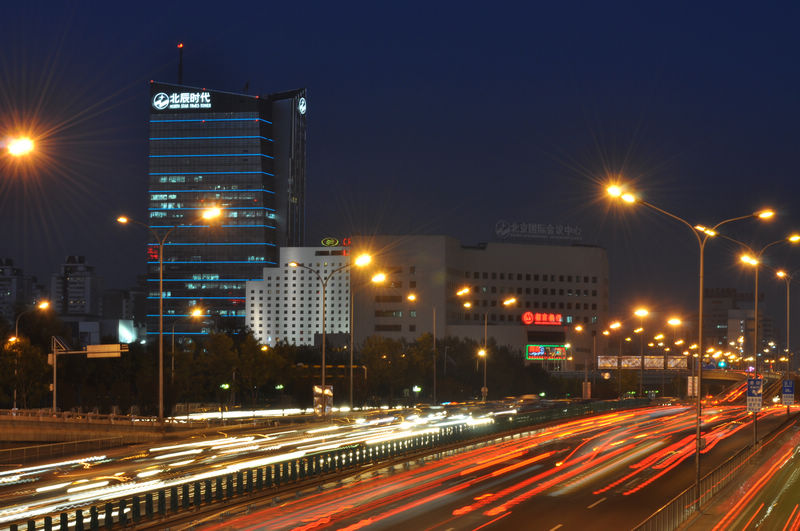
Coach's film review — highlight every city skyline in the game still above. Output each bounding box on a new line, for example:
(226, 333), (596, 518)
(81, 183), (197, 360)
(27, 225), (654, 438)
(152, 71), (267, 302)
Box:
(2, 3), (800, 339)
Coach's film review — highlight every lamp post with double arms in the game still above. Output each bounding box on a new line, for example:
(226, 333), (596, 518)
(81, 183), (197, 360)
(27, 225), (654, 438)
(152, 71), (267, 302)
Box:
(291, 254), (371, 414)
(118, 207), (220, 423)
(607, 182), (774, 511)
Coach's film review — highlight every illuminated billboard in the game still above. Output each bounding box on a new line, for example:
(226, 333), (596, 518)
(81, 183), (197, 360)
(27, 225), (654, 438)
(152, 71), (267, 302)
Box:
(526, 344), (567, 361)
(645, 356), (664, 370)
(667, 356), (688, 369)
(620, 356), (641, 368)
(598, 356), (618, 369)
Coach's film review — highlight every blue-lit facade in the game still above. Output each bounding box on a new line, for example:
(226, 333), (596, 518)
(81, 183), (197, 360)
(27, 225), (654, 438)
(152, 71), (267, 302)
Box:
(148, 82), (306, 336)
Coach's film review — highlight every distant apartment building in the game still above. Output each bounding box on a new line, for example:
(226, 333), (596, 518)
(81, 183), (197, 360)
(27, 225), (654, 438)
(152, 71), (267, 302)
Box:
(50, 256), (102, 317)
(246, 246), (350, 346)
(703, 287), (774, 355)
(0, 258), (38, 325)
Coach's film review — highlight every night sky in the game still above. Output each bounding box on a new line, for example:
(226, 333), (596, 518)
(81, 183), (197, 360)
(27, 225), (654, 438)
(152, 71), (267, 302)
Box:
(2, 2), (800, 338)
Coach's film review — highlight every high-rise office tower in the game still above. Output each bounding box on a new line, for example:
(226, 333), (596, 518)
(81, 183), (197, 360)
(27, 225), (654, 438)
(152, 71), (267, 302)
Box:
(148, 82), (307, 337)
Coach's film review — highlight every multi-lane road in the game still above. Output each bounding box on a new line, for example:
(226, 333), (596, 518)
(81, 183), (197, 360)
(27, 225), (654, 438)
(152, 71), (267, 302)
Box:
(0, 397), (796, 530)
(202, 403), (796, 530)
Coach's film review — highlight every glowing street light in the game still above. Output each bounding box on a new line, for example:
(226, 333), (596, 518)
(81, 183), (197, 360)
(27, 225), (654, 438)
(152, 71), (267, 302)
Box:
(12, 300), (50, 409)
(371, 272), (387, 284)
(502, 297), (517, 306)
(7, 137), (34, 157)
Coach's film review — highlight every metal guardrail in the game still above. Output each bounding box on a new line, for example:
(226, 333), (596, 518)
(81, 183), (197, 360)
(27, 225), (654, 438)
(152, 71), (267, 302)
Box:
(5, 399), (651, 530)
(631, 413), (796, 531)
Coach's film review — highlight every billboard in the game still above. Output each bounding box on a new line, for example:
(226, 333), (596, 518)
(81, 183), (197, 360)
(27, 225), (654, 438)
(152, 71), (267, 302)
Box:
(526, 344), (567, 361)
(620, 356), (641, 368)
(644, 356), (664, 370)
(598, 356), (618, 369)
(667, 356), (688, 369)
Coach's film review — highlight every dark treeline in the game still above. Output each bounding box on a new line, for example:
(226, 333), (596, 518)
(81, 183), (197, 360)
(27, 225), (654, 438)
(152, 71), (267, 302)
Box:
(0, 312), (636, 414)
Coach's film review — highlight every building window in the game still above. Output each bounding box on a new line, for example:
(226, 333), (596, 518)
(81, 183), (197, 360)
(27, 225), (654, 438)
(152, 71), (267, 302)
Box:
(375, 324), (401, 332)
(409, 325), (416, 332)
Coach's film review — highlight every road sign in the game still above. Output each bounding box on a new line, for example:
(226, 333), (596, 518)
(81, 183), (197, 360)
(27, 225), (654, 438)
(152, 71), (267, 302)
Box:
(86, 344), (128, 358)
(782, 380), (794, 406)
(747, 377), (762, 413)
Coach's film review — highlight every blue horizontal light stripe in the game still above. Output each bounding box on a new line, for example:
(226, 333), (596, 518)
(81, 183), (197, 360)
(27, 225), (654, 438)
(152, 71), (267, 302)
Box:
(147, 296), (246, 300)
(150, 118), (272, 124)
(149, 170), (274, 176)
(150, 153), (274, 159)
(149, 189), (273, 193)
(150, 135), (274, 142)
(149, 206), (275, 211)
(147, 332), (209, 336)
(147, 279), (260, 282)
(148, 224), (276, 228)
(147, 260), (276, 264)
(222, 224), (275, 228)
(148, 314), (212, 318)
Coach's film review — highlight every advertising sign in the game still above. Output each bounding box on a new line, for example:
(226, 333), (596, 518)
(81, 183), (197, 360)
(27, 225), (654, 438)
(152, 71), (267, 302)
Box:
(526, 344), (567, 361)
(667, 356), (688, 369)
(597, 356), (618, 369)
(620, 356), (641, 368)
(313, 385), (333, 416)
(746, 378), (762, 413)
(644, 356), (664, 370)
(687, 376), (698, 397)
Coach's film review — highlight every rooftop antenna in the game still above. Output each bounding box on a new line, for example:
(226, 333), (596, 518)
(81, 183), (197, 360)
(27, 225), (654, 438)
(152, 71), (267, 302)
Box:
(177, 42), (184, 85)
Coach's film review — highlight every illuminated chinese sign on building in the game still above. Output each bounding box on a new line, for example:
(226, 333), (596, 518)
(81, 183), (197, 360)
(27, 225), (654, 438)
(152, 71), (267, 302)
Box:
(526, 344), (567, 361)
(526, 312), (563, 325)
(152, 91), (211, 111)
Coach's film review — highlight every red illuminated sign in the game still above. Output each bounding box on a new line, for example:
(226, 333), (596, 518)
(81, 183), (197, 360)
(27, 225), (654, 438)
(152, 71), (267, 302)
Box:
(534, 313), (563, 325)
(522, 312), (563, 325)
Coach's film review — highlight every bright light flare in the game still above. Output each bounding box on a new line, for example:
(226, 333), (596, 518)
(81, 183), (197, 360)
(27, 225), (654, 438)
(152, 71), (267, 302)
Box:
(667, 318), (681, 326)
(7, 137), (34, 156)
(634, 308), (649, 318)
(201, 207), (221, 220)
(757, 209), (775, 219)
(354, 254), (372, 267)
(607, 185), (622, 197)
(371, 272), (387, 283)
(741, 254), (759, 266)
(502, 297), (516, 306)
(456, 287), (471, 296)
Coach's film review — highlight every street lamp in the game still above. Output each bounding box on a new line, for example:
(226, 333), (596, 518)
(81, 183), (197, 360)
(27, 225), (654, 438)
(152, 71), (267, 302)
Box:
(11, 300), (50, 410)
(478, 348), (487, 402)
(634, 308), (649, 397)
(776, 269), (792, 415)
(607, 181), (773, 510)
(171, 307), (204, 384)
(118, 207), (221, 423)
(7, 137), (34, 157)
(290, 253), (371, 415)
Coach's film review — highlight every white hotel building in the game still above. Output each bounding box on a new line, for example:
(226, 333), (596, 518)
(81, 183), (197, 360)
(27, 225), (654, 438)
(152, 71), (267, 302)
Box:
(245, 246), (350, 347)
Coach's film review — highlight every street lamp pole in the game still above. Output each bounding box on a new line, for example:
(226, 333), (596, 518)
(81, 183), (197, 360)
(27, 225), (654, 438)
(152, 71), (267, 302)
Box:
(777, 270), (792, 416)
(292, 254), (371, 415)
(11, 301), (50, 410)
(607, 183), (773, 511)
(118, 208), (220, 423)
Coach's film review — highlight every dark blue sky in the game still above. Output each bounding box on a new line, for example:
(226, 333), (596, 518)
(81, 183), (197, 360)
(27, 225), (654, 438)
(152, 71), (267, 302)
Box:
(2, 2), (800, 335)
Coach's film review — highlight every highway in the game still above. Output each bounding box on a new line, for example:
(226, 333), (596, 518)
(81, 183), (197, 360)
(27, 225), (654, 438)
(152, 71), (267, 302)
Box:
(201, 404), (796, 531)
(0, 407), (484, 527)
